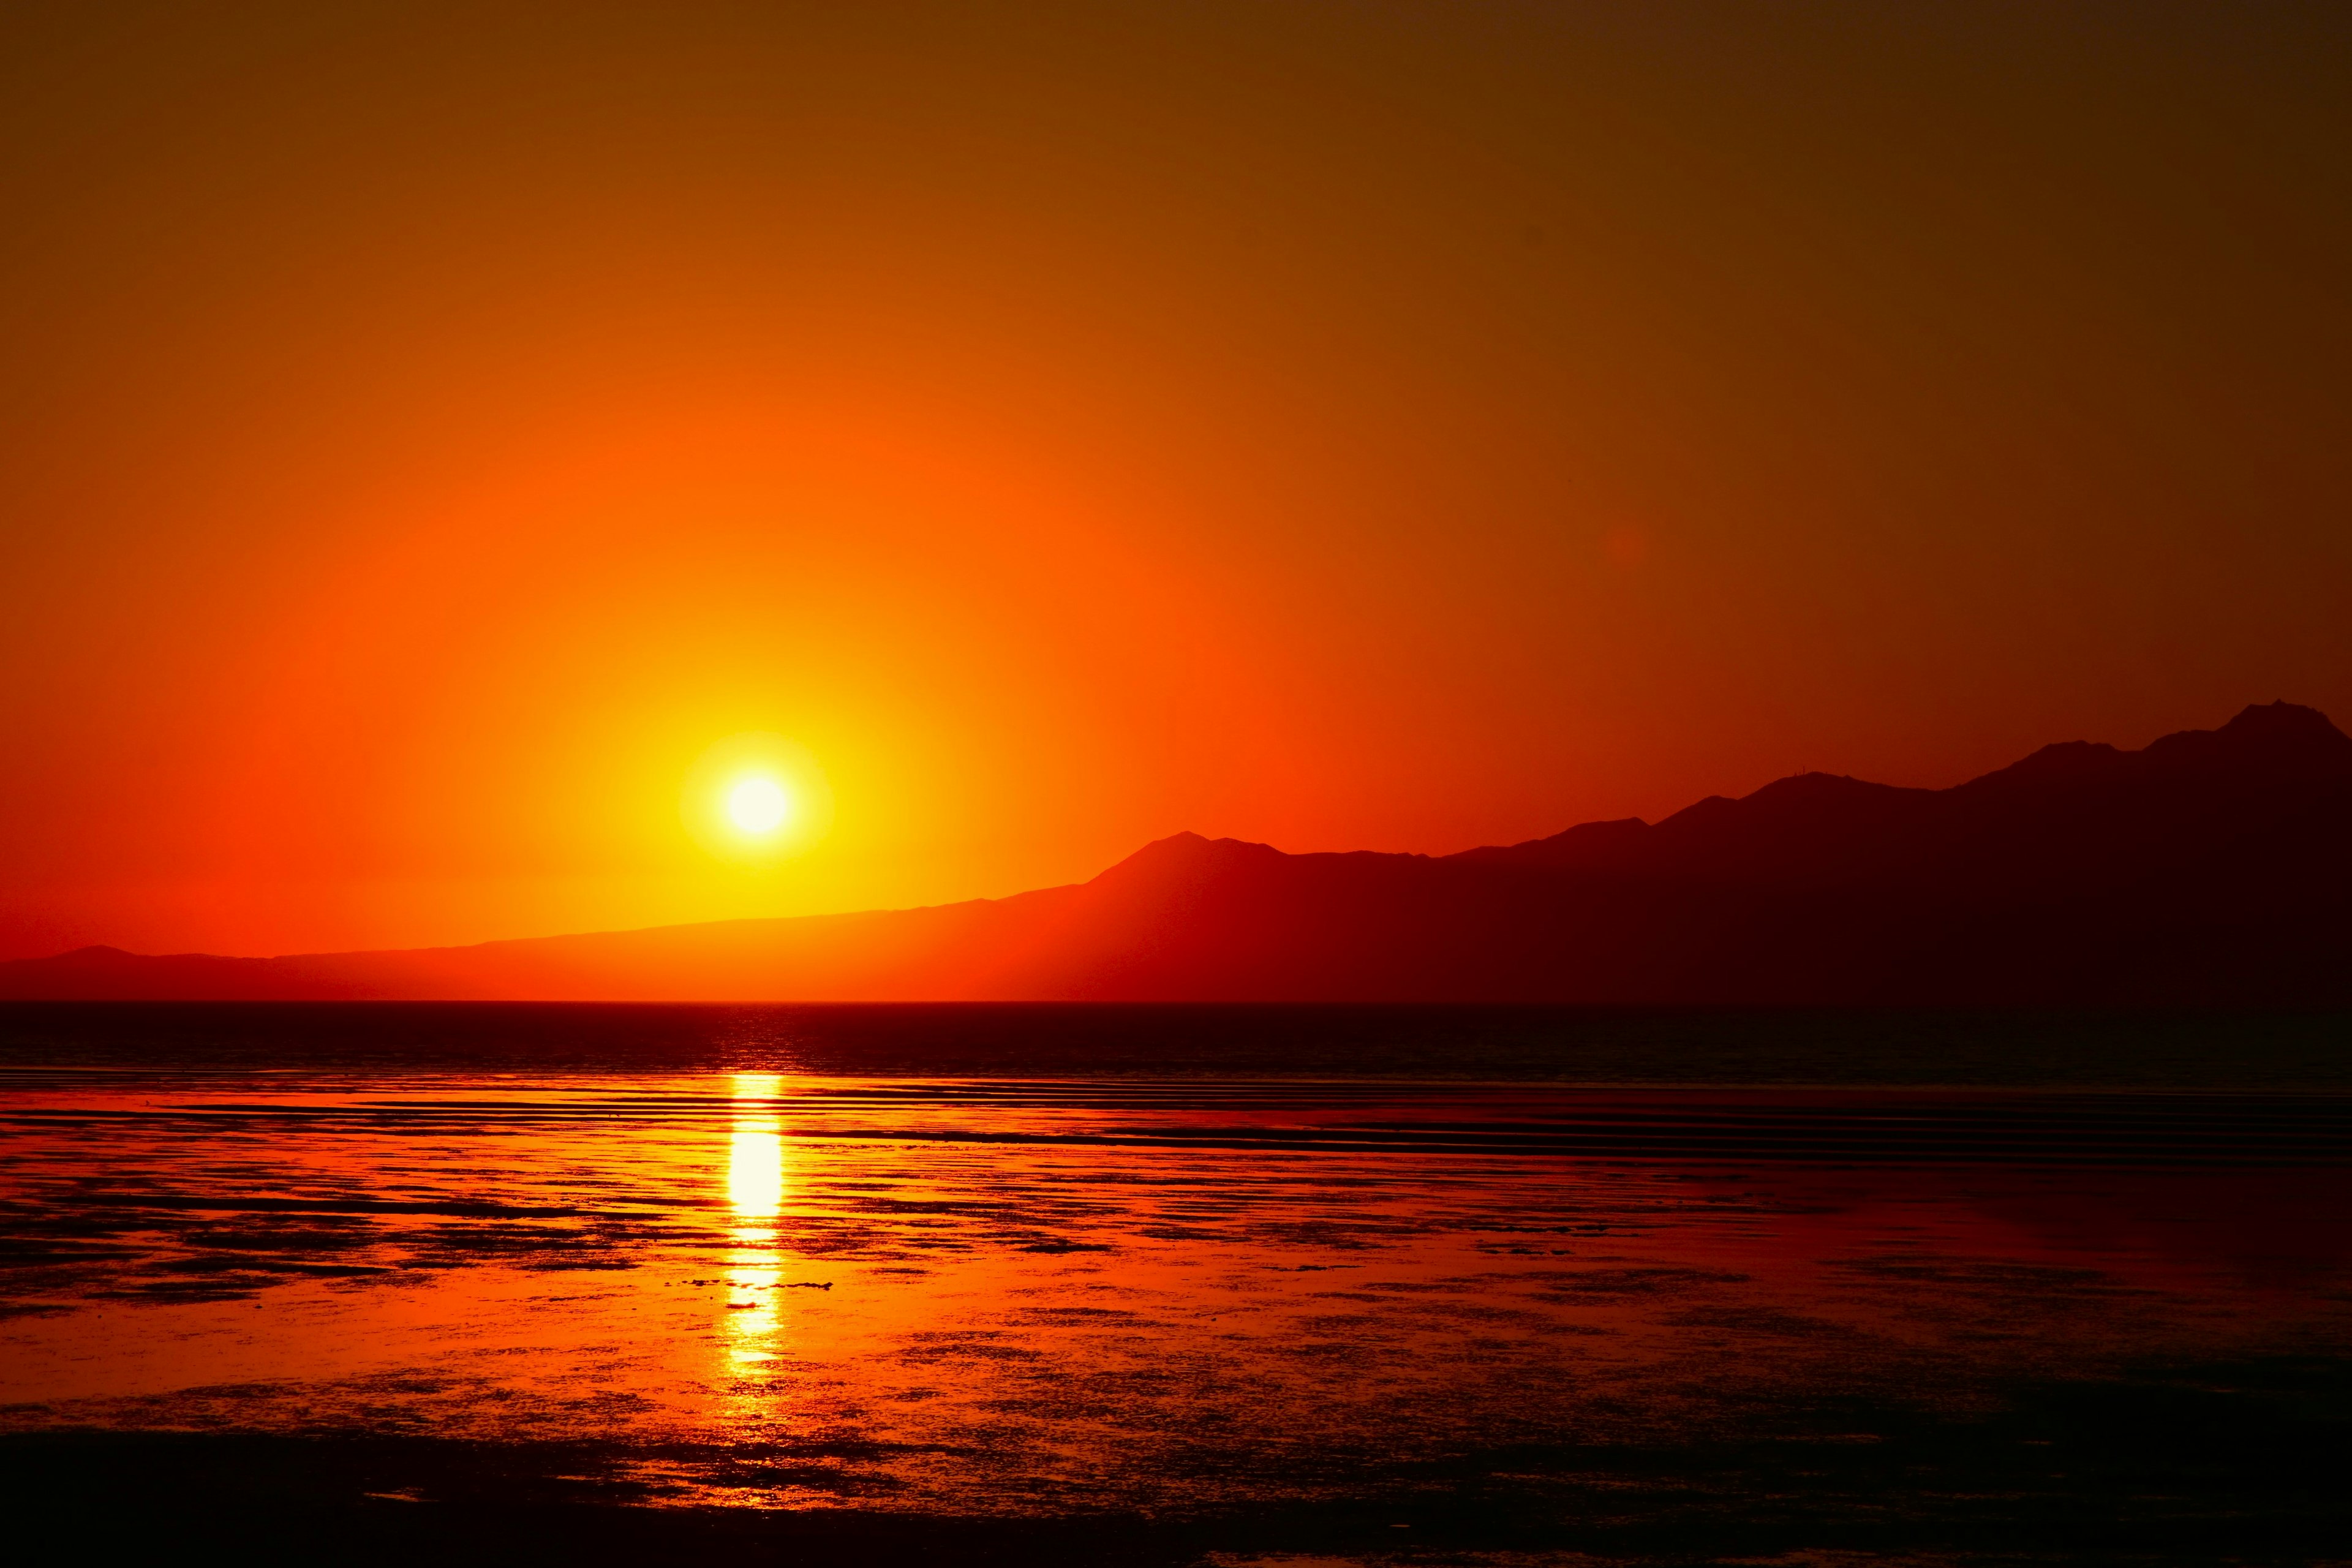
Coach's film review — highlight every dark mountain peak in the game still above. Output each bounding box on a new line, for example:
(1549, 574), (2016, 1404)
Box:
(1741, 771), (1925, 805)
(1760, 770), (1876, 791)
(1956, 739), (2127, 795)
(1091, 832), (1284, 886)
(2220, 699), (2342, 740)
(2141, 701), (2352, 778)
(1133, 830), (1280, 860)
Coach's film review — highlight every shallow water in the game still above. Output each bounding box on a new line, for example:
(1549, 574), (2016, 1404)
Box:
(3, 1008), (2350, 1561)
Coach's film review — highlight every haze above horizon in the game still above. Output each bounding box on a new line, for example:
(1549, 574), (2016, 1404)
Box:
(3, 2), (2348, 962)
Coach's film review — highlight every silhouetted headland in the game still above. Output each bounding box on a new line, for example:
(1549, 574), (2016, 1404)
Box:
(9, 702), (2350, 1003)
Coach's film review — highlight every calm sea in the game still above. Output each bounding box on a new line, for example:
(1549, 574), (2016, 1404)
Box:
(3, 1004), (2348, 1562)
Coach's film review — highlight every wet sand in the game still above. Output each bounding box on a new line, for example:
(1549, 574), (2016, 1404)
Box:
(3, 1006), (2348, 1562)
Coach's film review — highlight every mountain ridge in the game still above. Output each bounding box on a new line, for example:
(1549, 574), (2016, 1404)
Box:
(7, 702), (2349, 1003)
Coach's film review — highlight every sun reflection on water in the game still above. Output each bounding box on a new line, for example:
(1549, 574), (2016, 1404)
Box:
(725, 1073), (786, 1369)
(729, 1128), (784, 1219)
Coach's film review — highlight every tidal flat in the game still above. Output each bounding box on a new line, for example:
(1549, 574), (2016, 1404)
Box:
(2, 1005), (2347, 1563)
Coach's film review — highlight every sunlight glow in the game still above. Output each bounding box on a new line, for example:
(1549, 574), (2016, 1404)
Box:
(723, 1073), (786, 1371)
(728, 1072), (785, 1219)
(682, 733), (832, 867)
(729, 1126), (784, 1218)
(726, 775), (790, 835)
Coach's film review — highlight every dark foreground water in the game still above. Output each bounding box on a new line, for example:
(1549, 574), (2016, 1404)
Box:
(2, 1005), (2348, 1564)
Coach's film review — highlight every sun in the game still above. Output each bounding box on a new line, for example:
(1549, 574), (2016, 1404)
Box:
(682, 731), (833, 864)
(726, 775), (790, 835)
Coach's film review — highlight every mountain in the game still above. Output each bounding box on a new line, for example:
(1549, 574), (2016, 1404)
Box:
(6, 702), (2350, 1003)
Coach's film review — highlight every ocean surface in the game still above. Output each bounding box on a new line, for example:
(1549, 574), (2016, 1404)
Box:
(3, 1004), (2348, 1563)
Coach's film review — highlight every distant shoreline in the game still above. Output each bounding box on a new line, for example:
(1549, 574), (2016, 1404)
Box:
(4, 1000), (2348, 1088)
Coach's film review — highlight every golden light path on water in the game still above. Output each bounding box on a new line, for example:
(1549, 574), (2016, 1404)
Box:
(726, 1072), (786, 1370)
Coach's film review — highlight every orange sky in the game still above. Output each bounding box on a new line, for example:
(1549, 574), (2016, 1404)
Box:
(3, 2), (2349, 960)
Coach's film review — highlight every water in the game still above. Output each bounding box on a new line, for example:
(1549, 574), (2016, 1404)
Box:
(3, 1005), (2348, 1562)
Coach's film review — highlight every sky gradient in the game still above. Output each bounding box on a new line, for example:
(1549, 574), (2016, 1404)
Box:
(4, 1), (2348, 960)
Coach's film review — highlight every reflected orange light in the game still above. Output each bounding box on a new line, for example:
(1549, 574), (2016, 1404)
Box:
(728, 1072), (785, 1219)
(728, 1128), (784, 1219)
(725, 1260), (782, 1365)
(723, 1072), (786, 1371)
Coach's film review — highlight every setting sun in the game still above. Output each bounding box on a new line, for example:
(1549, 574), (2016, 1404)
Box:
(682, 731), (835, 868)
(726, 777), (790, 835)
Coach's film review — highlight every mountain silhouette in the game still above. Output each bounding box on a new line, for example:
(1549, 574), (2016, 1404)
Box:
(6, 703), (2349, 1003)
